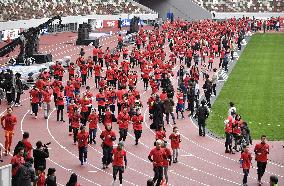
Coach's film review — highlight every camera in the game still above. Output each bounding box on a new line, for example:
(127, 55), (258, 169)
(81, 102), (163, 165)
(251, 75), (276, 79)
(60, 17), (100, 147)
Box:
(43, 142), (51, 148)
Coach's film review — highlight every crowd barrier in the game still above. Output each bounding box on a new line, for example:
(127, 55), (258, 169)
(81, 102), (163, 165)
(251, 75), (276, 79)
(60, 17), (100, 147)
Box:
(0, 164), (12, 186)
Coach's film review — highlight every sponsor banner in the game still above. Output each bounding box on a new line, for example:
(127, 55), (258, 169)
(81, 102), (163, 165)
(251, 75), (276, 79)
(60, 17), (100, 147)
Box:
(95, 20), (103, 28)
(103, 20), (118, 28)
(121, 19), (146, 27)
(2, 29), (21, 40)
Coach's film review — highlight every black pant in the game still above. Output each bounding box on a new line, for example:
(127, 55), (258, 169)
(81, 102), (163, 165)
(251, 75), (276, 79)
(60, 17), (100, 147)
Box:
(81, 112), (88, 126)
(153, 166), (163, 186)
(15, 92), (21, 104)
(57, 105), (64, 121)
(257, 161), (267, 181)
(93, 56), (97, 63)
(243, 169), (249, 184)
(119, 128), (128, 141)
(143, 79), (149, 90)
(81, 74), (87, 86)
(134, 130), (142, 142)
(102, 145), (113, 165)
(198, 120), (205, 136)
(99, 58), (103, 67)
(89, 128), (97, 144)
(225, 132), (233, 151)
(113, 166), (124, 184)
(6, 92), (13, 104)
(98, 105), (105, 122)
(88, 68), (93, 77)
(31, 103), (39, 116)
(79, 146), (87, 164)
(212, 83), (216, 95)
(73, 127), (79, 143)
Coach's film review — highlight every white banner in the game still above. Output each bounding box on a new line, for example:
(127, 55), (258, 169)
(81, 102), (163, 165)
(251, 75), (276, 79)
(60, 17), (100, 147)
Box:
(2, 29), (21, 40)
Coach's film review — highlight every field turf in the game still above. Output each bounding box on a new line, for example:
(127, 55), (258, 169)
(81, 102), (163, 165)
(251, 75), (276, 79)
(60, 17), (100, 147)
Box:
(207, 33), (284, 140)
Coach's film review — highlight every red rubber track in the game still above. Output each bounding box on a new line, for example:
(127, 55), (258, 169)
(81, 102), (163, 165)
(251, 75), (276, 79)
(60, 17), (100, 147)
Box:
(0, 27), (283, 186)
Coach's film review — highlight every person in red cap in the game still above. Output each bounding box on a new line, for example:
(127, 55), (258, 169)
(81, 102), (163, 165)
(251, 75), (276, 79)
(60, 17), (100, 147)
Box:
(111, 141), (127, 186)
(77, 126), (89, 165)
(1, 107), (17, 155)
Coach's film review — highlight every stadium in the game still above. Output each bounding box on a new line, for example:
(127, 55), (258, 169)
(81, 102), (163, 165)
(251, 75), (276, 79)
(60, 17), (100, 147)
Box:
(0, 0), (283, 186)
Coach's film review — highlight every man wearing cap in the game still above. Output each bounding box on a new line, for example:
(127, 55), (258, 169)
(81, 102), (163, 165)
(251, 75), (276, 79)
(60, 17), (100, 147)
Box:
(111, 142), (127, 186)
(77, 126), (89, 165)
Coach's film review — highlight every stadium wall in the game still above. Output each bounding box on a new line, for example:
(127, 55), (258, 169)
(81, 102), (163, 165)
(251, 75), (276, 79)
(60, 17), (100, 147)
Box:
(0, 13), (158, 31)
(135, 0), (212, 20)
(214, 12), (284, 19)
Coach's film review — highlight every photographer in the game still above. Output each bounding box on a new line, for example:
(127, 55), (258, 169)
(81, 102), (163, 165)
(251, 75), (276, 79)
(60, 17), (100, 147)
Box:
(33, 141), (49, 172)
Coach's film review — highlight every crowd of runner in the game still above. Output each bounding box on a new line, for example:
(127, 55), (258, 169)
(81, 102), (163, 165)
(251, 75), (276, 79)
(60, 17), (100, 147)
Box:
(0, 17), (280, 186)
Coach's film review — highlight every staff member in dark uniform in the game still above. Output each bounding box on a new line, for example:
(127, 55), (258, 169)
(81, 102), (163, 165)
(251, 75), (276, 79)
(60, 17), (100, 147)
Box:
(33, 141), (49, 172)
(195, 100), (209, 136)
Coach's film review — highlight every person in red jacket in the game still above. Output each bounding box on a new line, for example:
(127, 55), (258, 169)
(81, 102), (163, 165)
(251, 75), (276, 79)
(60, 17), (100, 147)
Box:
(94, 62), (102, 89)
(148, 140), (166, 186)
(169, 126), (181, 163)
(70, 109), (81, 144)
(68, 62), (76, 80)
(77, 126), (89, 165)
(155, 125), (166, 141)
(100, 124), (116, 169)
(96, 88), (106, 122)
(80, 61), (88, 86)
(117, 107), (130, 142)
(162, 141), (172, 184)
(36, 167), (46, 186)
(41, 86), (52, 119)
(111, 141), (127, 186)
(254, 135), (269, 185)
(224, 118), (234, 154)
(56, 87), (65, 122)
(131, 109), (143, 145)
(11, 147), (25, 185)
(240, 145), (252, 186)
(1, 107), (17, 155)
(30, 86), (40, 119)
(88, 108), (98, 144)
(93, 46), (98, 63)
(87, 56), (94, 78)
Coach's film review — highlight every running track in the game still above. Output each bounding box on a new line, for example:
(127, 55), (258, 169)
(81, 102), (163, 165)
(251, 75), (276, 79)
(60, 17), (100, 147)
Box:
(0, 28), (283, 186)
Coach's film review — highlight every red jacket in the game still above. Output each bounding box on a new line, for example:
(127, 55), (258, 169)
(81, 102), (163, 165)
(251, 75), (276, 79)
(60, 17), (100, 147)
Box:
(77, 131), (89, 148)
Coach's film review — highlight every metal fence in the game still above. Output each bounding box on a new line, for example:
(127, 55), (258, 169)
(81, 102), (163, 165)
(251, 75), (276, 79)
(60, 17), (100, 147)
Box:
(0, 164), (12, 186)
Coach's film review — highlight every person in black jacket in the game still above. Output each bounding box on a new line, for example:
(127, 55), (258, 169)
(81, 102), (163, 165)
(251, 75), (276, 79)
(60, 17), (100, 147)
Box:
(196, 100), (209, 136)
(14, 158), (36, 186)
(14, 73), (23, 107)
(151, 95), (164, 130)
(33, 141), (49, 172)
(45, 168), (56, 186)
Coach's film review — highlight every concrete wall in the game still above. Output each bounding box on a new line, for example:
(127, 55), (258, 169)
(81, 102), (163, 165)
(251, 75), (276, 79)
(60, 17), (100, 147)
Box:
(0, 13), (158, 31)
(135, 0), (212, 21)
(214, 12), (284, 19)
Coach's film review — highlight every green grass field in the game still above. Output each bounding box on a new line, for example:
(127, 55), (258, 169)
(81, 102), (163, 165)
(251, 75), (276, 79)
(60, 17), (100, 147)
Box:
(207, 33), (284, 141)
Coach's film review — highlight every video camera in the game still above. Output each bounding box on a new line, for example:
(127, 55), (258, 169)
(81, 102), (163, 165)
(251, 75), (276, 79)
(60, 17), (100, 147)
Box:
(43, 142), (51, 148)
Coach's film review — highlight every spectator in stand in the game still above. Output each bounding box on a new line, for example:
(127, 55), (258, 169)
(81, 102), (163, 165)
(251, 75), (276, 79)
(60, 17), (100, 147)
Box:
(66, 173), (81, 186)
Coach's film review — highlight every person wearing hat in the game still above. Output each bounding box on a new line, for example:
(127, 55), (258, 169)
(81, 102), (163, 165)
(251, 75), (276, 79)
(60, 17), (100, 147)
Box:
(195, 99), (209, 137)
(111, 141), (127, 186)
(45, 168), (56, 186)
(77, 126), (89, 165)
